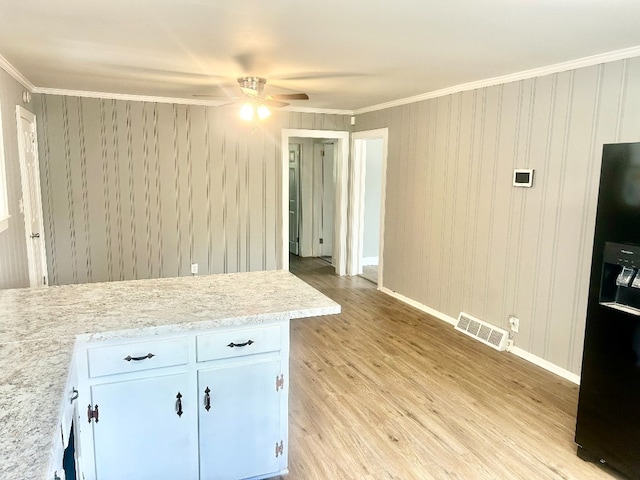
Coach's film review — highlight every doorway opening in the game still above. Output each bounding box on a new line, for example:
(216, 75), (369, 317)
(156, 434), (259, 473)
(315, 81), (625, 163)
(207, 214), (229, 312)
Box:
(289, 137), (336, 265)
(281, 129), (349, 275)
(349, 129), (388, 287)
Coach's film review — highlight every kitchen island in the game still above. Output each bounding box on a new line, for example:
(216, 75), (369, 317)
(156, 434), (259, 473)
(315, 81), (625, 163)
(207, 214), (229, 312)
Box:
(0, 270), (340, 480)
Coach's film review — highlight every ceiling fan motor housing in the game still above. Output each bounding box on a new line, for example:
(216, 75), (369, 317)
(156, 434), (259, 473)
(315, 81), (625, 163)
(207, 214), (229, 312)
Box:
(238, 76), (266, 93)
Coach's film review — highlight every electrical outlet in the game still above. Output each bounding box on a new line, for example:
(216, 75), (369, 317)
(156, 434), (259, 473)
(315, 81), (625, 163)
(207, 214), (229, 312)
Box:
(508, 315), (520, 333)
(191, 263), (198, 274)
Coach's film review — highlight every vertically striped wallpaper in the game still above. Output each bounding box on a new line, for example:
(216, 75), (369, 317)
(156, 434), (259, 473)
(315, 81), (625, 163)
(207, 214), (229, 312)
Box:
(37, 95), (350, 286)
(356, 57), (640, 375)
(0, 69), (32, 289)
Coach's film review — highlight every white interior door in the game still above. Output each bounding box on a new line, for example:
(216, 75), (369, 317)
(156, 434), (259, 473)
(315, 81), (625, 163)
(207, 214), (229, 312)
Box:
(288, 144), (300, 255)
(320, 143), (335, 259)
(16, 106), (48, 287)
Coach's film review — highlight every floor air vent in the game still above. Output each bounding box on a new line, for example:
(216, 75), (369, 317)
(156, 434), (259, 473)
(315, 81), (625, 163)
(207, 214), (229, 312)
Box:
(455, 312), (509, 351)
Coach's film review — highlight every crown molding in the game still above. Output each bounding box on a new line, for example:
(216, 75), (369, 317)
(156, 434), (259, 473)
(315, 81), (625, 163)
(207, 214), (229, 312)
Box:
(280, 105), (353, 115)
(32, 87), (231, 107)
(0, 55), (35, 91)
(33, 87), (354, 115)
(355, 45), (640, 115)
(8, 44), (640, 116)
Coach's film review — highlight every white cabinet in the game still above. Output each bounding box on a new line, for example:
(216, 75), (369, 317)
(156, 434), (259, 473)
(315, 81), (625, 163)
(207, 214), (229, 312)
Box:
(90, 373), (198, 480)
(198, 359), (283, 480)
(75, 321), (289, 480)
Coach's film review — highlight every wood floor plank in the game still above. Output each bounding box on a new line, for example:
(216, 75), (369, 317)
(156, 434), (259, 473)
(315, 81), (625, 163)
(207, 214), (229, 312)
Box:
(283, 256), (622, 480)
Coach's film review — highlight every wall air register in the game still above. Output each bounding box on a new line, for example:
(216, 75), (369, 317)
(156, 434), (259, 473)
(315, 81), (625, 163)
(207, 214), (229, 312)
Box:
(455, 312), (509, 351)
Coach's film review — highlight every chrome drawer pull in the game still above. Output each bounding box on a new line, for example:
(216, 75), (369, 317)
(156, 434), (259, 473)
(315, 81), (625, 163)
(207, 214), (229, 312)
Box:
(227, 340), (254, 348)
(123, 353), (155, 362)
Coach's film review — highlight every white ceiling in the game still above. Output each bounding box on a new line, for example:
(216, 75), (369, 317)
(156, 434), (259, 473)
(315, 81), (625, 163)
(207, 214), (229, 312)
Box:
(2, 0), (640, 112)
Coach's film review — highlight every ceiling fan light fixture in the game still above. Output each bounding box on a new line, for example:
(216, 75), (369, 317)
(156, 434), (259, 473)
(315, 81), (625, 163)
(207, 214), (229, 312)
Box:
(257, 104), (271, 120)
(235, 76), (307, 120)
(240, 102), (254, 121)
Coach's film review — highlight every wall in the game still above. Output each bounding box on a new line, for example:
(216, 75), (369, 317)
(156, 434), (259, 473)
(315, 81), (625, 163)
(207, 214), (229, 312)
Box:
(0, 69), (35, 289)
(362, 138), (383, 261)
(356, 57), (640, 375)
(37, 95), (350, 286)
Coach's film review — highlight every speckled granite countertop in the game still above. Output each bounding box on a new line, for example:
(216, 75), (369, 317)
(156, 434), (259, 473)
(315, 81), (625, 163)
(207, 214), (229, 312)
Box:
(0, 270), (340, 480)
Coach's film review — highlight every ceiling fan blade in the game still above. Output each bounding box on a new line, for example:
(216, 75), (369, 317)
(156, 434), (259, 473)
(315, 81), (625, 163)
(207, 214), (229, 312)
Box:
(191, 95), (238, 106)
(240, 87), (259, 97)
(192, 94), (226, 98)
(264, 99), (289, 108)
(217, 100), (239, 107)
(270, 93), (309, 101)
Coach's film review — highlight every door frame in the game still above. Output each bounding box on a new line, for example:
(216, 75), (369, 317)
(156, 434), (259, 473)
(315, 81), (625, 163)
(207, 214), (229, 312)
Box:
(16, 105), (48, 287)
(349, 128), (389, 286)
(281, 129), (349, 275)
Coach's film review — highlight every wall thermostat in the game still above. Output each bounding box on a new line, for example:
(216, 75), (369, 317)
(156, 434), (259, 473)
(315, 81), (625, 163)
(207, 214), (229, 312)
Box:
(513, 169), (534, 187)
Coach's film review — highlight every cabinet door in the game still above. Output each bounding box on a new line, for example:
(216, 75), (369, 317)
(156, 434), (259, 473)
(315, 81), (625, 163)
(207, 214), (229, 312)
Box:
(90, 373), (197, 480)
(198, 359), (283, 480)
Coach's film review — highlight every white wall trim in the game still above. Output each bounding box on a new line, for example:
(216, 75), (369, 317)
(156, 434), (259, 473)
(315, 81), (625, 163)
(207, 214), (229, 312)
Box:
(355, 45), (640, 115)
(7, 45), (640, 116)
(32, 87), (231, 106)
(380, 287), (458, 326)
(32, 87), (353, 115)
(0, 55), (35, 91)
(510, 346), (581, 385)
(379, 286), (581, 385)
(279, 105), (354, 116)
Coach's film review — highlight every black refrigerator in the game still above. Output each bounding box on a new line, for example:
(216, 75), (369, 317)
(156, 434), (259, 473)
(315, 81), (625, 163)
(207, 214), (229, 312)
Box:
(575, 142), (640, 479)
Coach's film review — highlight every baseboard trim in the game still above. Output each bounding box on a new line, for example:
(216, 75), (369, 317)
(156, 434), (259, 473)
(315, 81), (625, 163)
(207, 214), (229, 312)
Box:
(509, 347), (580, 385)
(379, 286), (580, 385)
(380, 287), (458, 326)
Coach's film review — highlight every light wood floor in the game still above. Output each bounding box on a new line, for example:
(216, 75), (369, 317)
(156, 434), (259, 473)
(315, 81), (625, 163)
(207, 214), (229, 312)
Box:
(360, 264), (379, 284)
(279, 256), (621, 480)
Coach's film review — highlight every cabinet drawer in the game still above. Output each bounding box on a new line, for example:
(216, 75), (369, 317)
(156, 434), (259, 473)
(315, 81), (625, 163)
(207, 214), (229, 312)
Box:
(196, 325), (281, 362)
(86, 337), (189, 378)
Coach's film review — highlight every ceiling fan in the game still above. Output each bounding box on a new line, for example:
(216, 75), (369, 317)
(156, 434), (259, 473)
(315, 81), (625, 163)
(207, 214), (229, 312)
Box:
(195, 76), (309, 120)
(235, 76), (309, 120)
(237, 76), (309, 107)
